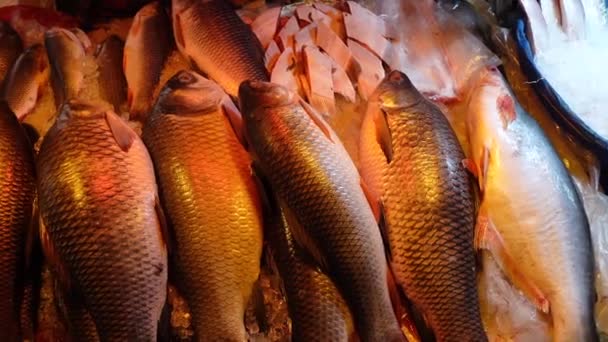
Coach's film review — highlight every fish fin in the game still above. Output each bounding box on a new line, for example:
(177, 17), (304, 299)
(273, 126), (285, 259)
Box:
(298, 97), (335, 143)
(377, 201), (392, 261)
(282, 202), (330, 273)
(462, 158), (479, 179)
(155, 194), (172, 257)
(374, 108), (393, 163)
(475, 204), (550, 314)
(221, 96), (248, 148)
(105, 110), (137, 152)
(173, 12), (186, 52)
(386, 267), (421, 342)
(360, 177), (382, 222)
(39, 216), (71, 293)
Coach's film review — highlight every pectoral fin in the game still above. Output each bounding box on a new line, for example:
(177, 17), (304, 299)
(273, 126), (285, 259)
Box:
(282, 201), (329, 273)
(299, 97), (335, 143)
(374, 108), (393, 163)
(39, 216), (71, 293)
(221, 96), (247, 148)
(475, 204), (550, 314)
(105, 110), (137, 152)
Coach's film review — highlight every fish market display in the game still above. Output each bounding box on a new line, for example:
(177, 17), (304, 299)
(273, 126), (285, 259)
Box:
(0, 21), (22, 84)
(142, 70), (263, 340)
(124, 1), (172, 120)
(172, 0), (269, 97)
(1, 44), (48, 120)
(44, 27), (86, 106)
(0, 101), (36, 341)
(95, 35), (127, 113)
(266, 201), (355, 341)
(37, 100), (167, 340)
(239, 81), (404, 342)
(467, 68), (597, 341)
(359, 70), (485, 341)
(0, 0), (603, 340)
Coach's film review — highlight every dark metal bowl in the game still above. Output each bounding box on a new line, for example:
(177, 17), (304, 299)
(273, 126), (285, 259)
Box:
(513, 19), (608, 190)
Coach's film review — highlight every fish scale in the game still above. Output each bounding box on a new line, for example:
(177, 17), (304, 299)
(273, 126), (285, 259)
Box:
(359, 71), (485, 341)
(172, 0), (268, 97)
(142, 72), (262, 340)
(239, 82), (404, 342)
(0, 102), (36, 341)
(267, 204), (355, 341)
(38, 105), (167, 341)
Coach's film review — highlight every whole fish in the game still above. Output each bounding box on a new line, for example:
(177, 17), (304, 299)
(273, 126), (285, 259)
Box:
(359, 70), (486, 341)
(45, 28), (86, 106)
(124, 1), (172, 120)
(142, 70), (262, 340)
(239, 81), (404, 342)
(466, 68), (596, 342)
(172, 0), (268, 97)
(2, 45), (49, 120)
(0, 21), (23, 85)
(37, 100), (168, 340)
(0, 101), (36, 342)
(96, 35), (127, 112)
(267, 202), (355, 342)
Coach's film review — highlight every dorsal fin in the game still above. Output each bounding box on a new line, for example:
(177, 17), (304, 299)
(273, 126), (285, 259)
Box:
(105, 110), (138, 152)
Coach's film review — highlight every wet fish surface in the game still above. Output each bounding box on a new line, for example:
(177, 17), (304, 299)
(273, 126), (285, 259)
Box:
(0, 22), (23, 85)
(467, 69), (597, 342)
(172, 0), (269, 97)
(0, 102), (36, 342)
(266, 202), (355, 342)
(45, 28), (87, 106)
(239, 81), (404, 342)
(359, 70), (486, 341)
(124, 1), (172, 120)
(142, 70), (263, 340)
(96, 35), (127, 112)
(1, 45), (49, 120)
(37, 100), (168, 341)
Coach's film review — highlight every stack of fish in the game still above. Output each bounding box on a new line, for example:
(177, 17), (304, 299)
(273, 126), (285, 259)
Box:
(0, 0), (604, 341)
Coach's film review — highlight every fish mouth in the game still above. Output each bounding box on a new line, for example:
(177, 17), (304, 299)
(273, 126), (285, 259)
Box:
(238, 80), (294, 112)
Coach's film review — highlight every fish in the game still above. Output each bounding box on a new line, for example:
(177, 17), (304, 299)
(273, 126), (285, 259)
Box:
(172, 0), (268, 97)
(466, 68), (597, 342)
(239, 81), (404, 342)
(142, 70), (263, 340)
(0, 21), (23, 85)
(44, 27), (86, 107)
(266, 202), (356, 342)
(0, 101), (36, 342)
(1, 44), (49, 120)
(359, 70), (486, 341)
(124, 1), (172, 120)
(96, 35), (127, 112)
(37, 99), (168, 340)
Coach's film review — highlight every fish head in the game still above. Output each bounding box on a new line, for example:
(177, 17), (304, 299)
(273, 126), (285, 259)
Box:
(238, 80), (296, 152)
(137, 1), (164, 18)
(154, 70), (225, 115)
(371, 70), (424, 114)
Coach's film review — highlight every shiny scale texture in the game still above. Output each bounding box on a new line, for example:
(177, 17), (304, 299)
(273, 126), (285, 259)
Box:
(142, 103), (263, 340)
(242, 91), (403, 342)
(172, 0), (269, 97)
(363, 94), (486, 341)
(0, 103), (36, 341)
(267, 206), (355, 342)
(37, 112), (167, 341)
